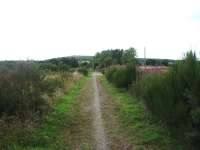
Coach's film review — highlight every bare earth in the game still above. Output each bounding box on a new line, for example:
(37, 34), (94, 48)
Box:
(92, 73), (109, 150)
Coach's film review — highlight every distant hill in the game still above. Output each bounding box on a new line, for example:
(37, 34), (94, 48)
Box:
(41, 55), (93, 62)
(0, 56), (177, 69)
(70, 56), (93, 61)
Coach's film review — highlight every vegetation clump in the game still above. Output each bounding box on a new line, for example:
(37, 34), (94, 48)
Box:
(78, 67), (89, 76)
(39, 57), (79, 72)
(94, 47), (137, 88)
(0, 60), (77, 149)
(0, 62), (49, 119)
(105, 65), (136, 88)
(133, 51), (200, 149)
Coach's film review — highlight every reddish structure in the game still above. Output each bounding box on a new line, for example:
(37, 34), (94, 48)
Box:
(138, 66), (169, 73)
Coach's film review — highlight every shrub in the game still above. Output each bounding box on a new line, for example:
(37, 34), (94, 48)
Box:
(78, 67), (88, 76)
(133, 51), (200, 149)
(0, 62), (73, 148)
(105, 65), (136, 88)
(112, 67), (130, 88)
(105, 67), (117, 82)
(42, 72), (72, 97)
(0, 62), (49, 120)
(43, 76), (64, 96)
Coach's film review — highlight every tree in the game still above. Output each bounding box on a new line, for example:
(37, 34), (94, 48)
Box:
(122, 47), (136, 64)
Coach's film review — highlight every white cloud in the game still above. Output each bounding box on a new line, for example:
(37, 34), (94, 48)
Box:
(0, 0), (200, 60)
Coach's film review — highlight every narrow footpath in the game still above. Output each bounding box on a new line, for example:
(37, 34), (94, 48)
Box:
(92, 73), (109, 150)
(66, 73), (134, 150)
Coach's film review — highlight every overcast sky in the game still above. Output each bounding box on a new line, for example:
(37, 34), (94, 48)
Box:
(0, 0), (200, 60)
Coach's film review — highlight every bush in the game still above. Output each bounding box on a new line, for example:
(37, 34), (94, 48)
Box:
(43, 76), (64, 96)
(112, 67), (130, 88)
(0, 62), (73, 148)
(0, 62), (49, 120)
(105, 67), (117, 82)
(105, 65), (136, 88)
(133, 73), (188, 127)
(133, 51), (200, 149)
(78, 67), (88, 76)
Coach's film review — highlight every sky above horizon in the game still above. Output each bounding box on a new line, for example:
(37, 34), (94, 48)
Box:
(0, 0), (200, 60)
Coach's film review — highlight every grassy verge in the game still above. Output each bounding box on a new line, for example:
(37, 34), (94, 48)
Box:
(100, 76), (183, 150)
(11, 75), (90, 150)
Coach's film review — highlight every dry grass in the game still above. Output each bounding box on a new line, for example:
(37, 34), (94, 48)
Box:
(44, 72), (83, 106)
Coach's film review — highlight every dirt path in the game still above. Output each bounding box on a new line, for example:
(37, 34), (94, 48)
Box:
(65, 73), (133, 149)
(92, 73), (109, 150)
(97, 77), (134, 150)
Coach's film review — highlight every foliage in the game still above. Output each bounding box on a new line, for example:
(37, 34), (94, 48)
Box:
(136, 58), (175, 66)
(25, 76), (88, 150)
(39, 57), (79, 72)
(105, 65), (136, 88)
(0, 62), (49, 119)
(43, 72), (71, 97)
(133, 51), (200, 149)
(97, 48), (137, 88)
(101, 77), (182, 150)
(80, 61), (90, 68)
(146, 59), (157, 66)
(93, 49), (122, 69)
(93, 48), (136, 69)
(0, 56), (86, 149)
(78, 67), (89, 76)
(122, 47), (136, 64)
(93, 48), (174, 69)
(0, 75), (89, 149)
(105, 67), (117, 82)
(0, 61), (74, 149)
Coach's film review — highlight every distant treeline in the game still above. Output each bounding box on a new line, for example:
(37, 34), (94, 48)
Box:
(0, 52), (174, 72)
(93, 48), (175, 70)
(137, 58), (175, 66)
(93, 48), (136, 69)
(39, 57), (79, 71)
(0, 56), (93, 72)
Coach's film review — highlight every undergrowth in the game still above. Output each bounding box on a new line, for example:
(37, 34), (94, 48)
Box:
(1, 75), (89, 150)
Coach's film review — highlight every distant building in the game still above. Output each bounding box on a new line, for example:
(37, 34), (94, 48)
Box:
(137, 66), (169, 74)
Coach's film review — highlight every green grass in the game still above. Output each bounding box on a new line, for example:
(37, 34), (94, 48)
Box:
(100, 76), (183, 150)
(10, 75), (90, 150)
